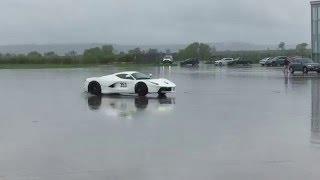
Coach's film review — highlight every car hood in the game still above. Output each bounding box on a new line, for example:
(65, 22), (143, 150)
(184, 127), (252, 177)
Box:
(306, 63), (320, 66)
(148, 78), (176, 87)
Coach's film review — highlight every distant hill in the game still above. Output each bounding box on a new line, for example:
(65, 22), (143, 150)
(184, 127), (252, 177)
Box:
(0, 42), (296, 55)
(0, 44), (186, 55)
(211, 42), (277, 51)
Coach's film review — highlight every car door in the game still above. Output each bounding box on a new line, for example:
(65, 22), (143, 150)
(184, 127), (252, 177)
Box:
(278, 57), (286, 66)
(290, 59), (299, 70)
(225, 58), (233, 65)
(221, 58), (227, 65)
(115, 74), (136, 94)
(295, 59), (303, 71)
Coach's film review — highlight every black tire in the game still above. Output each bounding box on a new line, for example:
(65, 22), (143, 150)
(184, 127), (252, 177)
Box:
(219, 62), (223, 66)
(135, 82), (148, 96)
(88, 81), (101, 95)
(158, 92), (166, 97)
(318, 70), (320, 74)
(303, 67), (308, 74)
(289, 67), (294, 74)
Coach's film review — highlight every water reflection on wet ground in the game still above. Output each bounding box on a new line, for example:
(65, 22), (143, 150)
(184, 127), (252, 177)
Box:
(1, 65), (320, 179)
(87, 95), (175, 119)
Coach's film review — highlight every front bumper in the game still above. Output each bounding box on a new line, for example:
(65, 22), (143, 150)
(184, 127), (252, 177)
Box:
(307, 66), (320, 71)
(158, 87), (175, 93)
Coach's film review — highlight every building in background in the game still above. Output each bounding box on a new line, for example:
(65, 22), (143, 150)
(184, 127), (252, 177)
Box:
(311, 1), (320, 62)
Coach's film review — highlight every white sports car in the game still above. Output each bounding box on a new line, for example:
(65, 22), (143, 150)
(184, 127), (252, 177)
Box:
(84, 71), (176, 96)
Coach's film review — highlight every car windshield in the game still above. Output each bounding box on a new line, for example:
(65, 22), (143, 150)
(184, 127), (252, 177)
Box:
(302, 58), (314, 63)
(132, 72), (151, 80)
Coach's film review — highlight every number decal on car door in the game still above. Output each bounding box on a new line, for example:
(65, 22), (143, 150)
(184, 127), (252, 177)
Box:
(120, 82), (127, 88)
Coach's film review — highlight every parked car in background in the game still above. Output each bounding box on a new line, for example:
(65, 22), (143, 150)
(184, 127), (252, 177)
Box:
(162, 55), (173, 64)
(265, 56), (287, 67)
(214, 58), (235, 66)
(180, 58), (200, 66)
(228, 58), (252, 66)
(259, 57), (272, 66)
(204, 58), (216, 64)
(289, 58), (320, 74)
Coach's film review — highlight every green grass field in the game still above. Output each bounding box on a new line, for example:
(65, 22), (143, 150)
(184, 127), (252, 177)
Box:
(0, 64), (101, 69)
(0, 63), (179, 69)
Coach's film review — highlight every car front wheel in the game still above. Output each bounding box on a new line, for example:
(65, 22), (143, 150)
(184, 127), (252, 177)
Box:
(303, 67), (308, 74)
(88, 81), (101, 95)
(135, 82), (148, 96)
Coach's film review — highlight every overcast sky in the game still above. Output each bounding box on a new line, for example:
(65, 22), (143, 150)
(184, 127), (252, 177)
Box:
(0, 0), (311, 45)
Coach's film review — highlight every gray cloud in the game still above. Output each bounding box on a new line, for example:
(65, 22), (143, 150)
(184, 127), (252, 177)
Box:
(0, 0), (311, 45)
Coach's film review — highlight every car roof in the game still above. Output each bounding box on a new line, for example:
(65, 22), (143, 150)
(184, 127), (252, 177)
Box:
(114, 71), (139, 75)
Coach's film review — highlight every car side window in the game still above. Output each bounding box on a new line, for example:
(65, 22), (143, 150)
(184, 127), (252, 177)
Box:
(116, 74), (134, 80)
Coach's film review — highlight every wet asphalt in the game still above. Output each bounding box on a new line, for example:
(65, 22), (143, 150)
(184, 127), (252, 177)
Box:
(0, 64), (320, 180)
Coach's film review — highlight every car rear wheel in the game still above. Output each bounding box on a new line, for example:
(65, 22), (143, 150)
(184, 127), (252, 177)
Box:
(88, 81), (101, 95)
(289, 67), (294, 74)
(135, 82), (148, 96)
(303, 67), (308, 74)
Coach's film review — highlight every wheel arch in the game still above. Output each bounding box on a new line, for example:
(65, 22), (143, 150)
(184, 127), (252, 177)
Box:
(88, 80), (100, 87)
(88, 80), (102, 94)
(135, 81), (148, 90)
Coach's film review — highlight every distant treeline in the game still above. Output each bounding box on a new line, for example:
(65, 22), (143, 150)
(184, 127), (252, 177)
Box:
(0, 42), (311, 64)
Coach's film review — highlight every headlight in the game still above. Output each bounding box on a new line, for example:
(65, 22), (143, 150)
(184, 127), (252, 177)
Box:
(150, 82), (159, 85)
